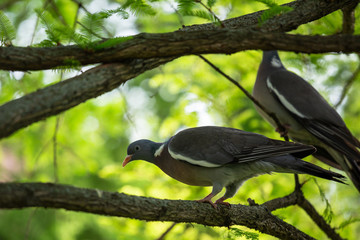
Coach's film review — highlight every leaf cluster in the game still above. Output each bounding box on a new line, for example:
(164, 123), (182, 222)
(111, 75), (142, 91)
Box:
(227, 227), (259, 240)
(176, 0), (221, 25)
(256, 0), (293, 25)
(122, 0), (159, 16)
(0, 10), (16, 45)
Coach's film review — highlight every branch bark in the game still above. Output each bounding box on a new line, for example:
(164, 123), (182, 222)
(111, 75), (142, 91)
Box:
(1, 33), (359, 71)
(0, 0), (357, 139)
(0, 0), (356, 71)
(262, 188), (344, 240)
(0, 58), (173, 139)
(0, 182), (315, 240)
(341, 1), (358, 34)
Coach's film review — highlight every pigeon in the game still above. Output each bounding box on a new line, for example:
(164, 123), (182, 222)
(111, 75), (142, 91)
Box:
(123, 126), (345, 207)
(253, 50), (360, 192)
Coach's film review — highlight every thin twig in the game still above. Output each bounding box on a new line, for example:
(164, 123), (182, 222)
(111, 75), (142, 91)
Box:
(72, 0), (113, 38)
(24, 208), (38, 240)
(262, 182), (344, 240)
(53, 116), (60, 183)
(48, 0), (68, 26)
(0, 0), (21, 10)
(52, 73), (63, 183)
(30, 0), (51, 45)
(334, 59), (360, 108)
(198, 55), (289, 141)
(76, 20), (107, 40)
(72, 0), (81, 30)
(168, 1), (185, 26)
(297, 192), (344, 240)
(341, 1), (358, 34)
(196, 0), (225, 28)
(156, 223), (177, 240)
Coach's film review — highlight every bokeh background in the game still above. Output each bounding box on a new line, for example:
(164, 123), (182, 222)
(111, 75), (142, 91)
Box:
(0, 0), (359, 239)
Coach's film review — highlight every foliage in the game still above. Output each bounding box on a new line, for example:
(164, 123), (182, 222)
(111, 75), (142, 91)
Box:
(227, 227), (259, 240)
(0, 0), (359, 239)
(122, 0), (157, 16)
(94, 36), (133, 50)
(255, 0), (293, 25)
(176, 0), (221, 25)
(0, 10), (16, 45)
(313, 179), (334, 224)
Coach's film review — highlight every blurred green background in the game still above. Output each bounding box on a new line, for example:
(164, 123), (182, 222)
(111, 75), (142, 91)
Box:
(0, 0), (359, 239)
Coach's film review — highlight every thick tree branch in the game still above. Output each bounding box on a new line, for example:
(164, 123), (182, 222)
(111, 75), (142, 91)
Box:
(0, 182), (315, 240)
(0, 0), (356, 71)
(0, 0), (357, 139)
(1, 33), (359, 71)
(0, 58), (174, 139)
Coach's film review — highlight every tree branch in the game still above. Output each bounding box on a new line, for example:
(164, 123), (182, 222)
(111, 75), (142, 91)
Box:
(0, 182), (315, 240)
(341, 1), (358, 34)
(261, 187), (344, 240)
(296, 191), (344, 240)
(1, 33), (360, 71)
(198, 55), (290, 141)
(181, 0), (357, 33)
(0, 58), (174, 139)
(0, 0), (357, 71)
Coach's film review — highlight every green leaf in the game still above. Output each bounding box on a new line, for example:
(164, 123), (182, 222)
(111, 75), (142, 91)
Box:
(94, 36), (133, 50)
(255, 0), (293, 25)
(227, 228), (259, 240)
(182, 9), (215, 22)
(36, 9), (62, 44)
(314, 179), (334, 224)
(338, 217), (360, 229)
(177, 0), (197, 14)
(54, 58), (82, 72)
(122, 0), (157, 16)
(33, 39), (58, 47)
(0, 10), (16, 43)
(97, 7), (130, 19)
(255, 0), (278, 8)
(79, 12), (105, 41)
(207, 0), (217, 8)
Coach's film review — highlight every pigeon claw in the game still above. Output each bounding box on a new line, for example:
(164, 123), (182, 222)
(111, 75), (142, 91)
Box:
(215, 198), (231, 208)
(276, 124), (290, 138)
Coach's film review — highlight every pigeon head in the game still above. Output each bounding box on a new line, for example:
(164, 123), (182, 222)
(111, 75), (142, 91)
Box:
(123, 139), (160, 166)
(263, 51), (283, 68)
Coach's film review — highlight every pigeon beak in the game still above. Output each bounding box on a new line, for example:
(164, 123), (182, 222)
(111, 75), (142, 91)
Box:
(123, 155), (133, 167)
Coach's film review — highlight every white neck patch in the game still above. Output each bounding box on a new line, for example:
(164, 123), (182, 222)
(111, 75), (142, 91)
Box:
(168, 147), (221, 168)
(271, 57), (282, 68)
(154, 144), (165, 157)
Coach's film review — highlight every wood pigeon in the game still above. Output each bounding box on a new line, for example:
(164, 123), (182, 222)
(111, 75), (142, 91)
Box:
(123, 126), (345, 207)
(253, 50), (360, 192)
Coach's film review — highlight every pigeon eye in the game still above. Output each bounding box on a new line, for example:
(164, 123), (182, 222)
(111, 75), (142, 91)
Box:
(135, 145), (141, 151)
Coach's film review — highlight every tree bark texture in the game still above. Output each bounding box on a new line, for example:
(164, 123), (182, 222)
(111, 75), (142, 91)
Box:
(0, 182), (315, 240)
(0, 33), (359, 71)
(0, 0), (358, 71)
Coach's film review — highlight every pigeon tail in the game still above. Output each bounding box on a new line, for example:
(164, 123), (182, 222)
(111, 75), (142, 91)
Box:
(267, 156), (346, 184)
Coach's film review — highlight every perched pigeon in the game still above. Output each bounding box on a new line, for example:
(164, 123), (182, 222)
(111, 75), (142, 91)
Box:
(123, 126), (345, 207)
(253, 50), (360, 192)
